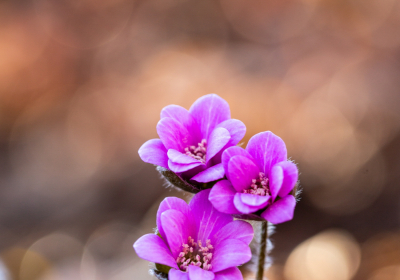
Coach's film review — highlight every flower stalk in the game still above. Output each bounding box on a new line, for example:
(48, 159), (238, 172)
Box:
(256, 221), (268, 280)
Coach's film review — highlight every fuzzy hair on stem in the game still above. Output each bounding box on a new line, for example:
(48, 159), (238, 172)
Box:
(245, 181), (301, 279)
(245, 221), (275, 279)
(150, 268), (168, 280)
(157, 166), (221, 193)
(157, 166), (201, 193)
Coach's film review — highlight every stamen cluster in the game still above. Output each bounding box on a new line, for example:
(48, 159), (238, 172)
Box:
(176, 236), (214, 272)
(242, 172), (270, 196)
(184, 139), (207, 163)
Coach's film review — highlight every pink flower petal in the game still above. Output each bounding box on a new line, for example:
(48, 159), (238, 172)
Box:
(261, 195), (296, 224)
(168, 160), (204, 173)
(221, 147), (253, 181)
(169, 269), (189, 280)
(212, 239), (252, 273)
(157, 117), (197, 152)
(228, 155), (260, 192)
(214, 267), (243, 280)
(206, 127), (231, 163)
(187, 265), (215, 280)
(246, 131), (287, 176)
(191, 163), (225, 183)
(138, 139), (169, 169)
(133, 234), (178, 269)
(189, 94), (231, 140)
(189, 189), (233, 244)
(240, 193), (270, 207)
(276, 161), (298, 198)
(161, 209), (195, 258)
(233, 193), (264, 214)
(269, 164), (283, 201)
(160, 105), (201, 142)
(216, 119), (246, 147)
(168, 149), (201, 164)
(212, 220), (254, 246)
(157, 197), (193, 243)
(209, 180), (240, 215)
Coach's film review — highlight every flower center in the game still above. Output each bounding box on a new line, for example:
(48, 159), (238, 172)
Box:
(184, 139), (207, 163)
(242, 172), (270, 196)
(176, 237), (214, 272)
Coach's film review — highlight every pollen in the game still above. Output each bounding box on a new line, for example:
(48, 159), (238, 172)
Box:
(176, 236), (214, 272)
(242, 172), (270, 196)
(184, 139), (207, 163)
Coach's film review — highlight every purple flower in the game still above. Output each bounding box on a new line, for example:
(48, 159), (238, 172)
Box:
(209, 131), (298, 224)
(133, 189), (253, 280)
(138, 94), (246, 184)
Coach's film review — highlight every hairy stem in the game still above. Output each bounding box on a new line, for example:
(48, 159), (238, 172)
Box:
(256, 221), (268, 280)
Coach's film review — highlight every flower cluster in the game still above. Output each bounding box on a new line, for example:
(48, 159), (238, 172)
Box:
(134, 94), (299, 280)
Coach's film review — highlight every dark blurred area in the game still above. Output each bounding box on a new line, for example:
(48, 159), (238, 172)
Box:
(0, 0), (400, 279)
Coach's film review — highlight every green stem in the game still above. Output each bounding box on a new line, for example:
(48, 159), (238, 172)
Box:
(256, 221), (268, 280)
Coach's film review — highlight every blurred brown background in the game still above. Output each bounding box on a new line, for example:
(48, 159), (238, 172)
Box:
(0, 0), (400, 279)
